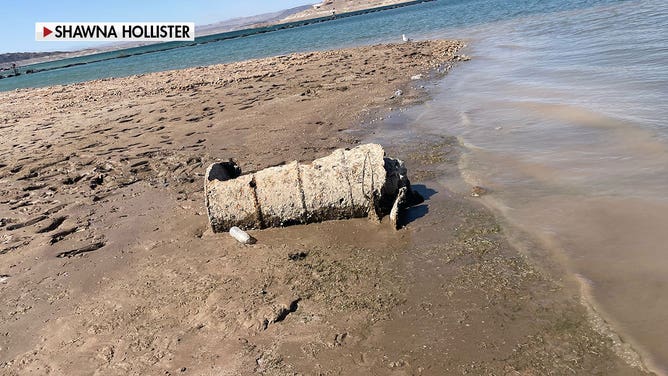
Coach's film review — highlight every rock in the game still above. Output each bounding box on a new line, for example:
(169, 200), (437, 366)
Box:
(205, 144), (423, 232)
(411, 74), (423, 80)
(471, 186), (488, 197)
(454, 54), (471, 61)
(334, 332), (347, 346)
(288, 251), (308, 261)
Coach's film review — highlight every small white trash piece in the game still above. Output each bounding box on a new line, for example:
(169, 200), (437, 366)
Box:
(229, 226), (256, 244)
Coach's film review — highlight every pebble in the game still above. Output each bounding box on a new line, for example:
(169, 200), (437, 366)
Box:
(471, 186), (488, 197)
(389, 360), (406, 368)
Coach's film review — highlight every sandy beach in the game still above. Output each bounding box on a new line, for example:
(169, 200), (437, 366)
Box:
(0, 40), (651, 375)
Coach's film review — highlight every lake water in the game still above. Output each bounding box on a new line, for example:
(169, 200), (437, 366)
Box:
(3, 0), (667, 372)
(404, 0), (668, 372)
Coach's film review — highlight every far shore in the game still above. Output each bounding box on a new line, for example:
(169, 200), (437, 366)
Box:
(1, 0), (433, 71)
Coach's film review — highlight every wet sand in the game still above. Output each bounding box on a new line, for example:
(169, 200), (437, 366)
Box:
(0, 41), (651, 375)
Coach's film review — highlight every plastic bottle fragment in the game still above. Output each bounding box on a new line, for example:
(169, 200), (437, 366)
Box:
(229, 226), (256, 244)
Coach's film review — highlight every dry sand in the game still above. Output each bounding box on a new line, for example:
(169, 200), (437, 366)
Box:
(282, 0), (425, 22)
(0, 41), (651, 375)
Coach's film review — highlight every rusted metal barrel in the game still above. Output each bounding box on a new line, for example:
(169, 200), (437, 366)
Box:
(205, 144), (421, 232)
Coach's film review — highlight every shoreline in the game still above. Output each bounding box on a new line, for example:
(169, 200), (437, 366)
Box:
(1, 0), (434, 85)
(459, 174), (658, 374)
(0, 41), (652, 374)
(577, 275), (661, 374)
(362, 86), (656, 375)
(456, 171), (661, 374)
(454, 137), (662, 375)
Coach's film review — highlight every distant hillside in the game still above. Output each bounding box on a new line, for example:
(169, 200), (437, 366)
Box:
(282, 0), (421, 21)
(0, 5), (312, 67)
(197, 5), (313, 35)
(0, 51), (66, 66)
(1, 2), (423, 68)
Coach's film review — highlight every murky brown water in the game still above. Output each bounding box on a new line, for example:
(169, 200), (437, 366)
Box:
(375, 1), (668, 372)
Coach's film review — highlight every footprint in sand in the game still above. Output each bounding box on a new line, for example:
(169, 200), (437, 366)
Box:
(56, 241), (106, 258)
(50, 227), (79, 245)
(36, 216), (67, 234)
(186, 116), (202, 122)
(6, 215), (48, 231)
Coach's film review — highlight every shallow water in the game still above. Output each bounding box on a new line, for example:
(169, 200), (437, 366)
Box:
(395, 0), (668, 371)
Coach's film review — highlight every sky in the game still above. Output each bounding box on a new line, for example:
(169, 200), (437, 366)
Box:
(0, 0), (314, 53)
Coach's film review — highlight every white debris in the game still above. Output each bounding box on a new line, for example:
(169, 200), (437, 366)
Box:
(229, 226), (256, 245)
